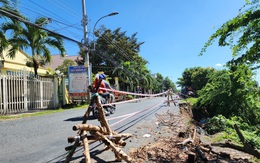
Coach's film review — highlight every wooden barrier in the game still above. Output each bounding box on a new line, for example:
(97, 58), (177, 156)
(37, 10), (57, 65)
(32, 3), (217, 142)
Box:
(166, 88), (177, 107)
(65, 93), (132, 163)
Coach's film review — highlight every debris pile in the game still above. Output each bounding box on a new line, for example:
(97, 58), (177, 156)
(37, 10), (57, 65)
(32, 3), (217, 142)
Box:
(129, 102), (256, 162)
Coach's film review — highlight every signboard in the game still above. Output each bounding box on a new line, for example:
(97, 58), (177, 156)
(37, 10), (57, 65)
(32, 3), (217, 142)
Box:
(68, 66), (88, 96)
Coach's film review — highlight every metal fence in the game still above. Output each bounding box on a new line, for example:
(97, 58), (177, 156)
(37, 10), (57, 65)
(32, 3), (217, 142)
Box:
(0, 70), (58, 114)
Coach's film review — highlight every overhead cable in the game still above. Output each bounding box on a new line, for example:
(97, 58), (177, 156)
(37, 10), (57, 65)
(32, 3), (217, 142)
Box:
(0, 8), (84, 46)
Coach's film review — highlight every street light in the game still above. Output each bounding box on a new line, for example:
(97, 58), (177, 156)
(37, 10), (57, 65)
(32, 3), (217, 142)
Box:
(93, 12), (119, 51)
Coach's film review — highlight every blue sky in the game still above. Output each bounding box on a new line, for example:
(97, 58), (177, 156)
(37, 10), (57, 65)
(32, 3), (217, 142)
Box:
(17, 0), (259, 84)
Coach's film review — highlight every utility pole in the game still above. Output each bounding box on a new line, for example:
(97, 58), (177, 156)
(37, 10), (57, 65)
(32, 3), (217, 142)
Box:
(81, 0), (91, 100)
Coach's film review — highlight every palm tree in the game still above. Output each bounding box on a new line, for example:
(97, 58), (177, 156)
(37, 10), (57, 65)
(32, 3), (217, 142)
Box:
(0, 0), (9, 8)
(2, 17), (66, 76)
(0, 1), (18, 62)
(0, 5), (24, 74)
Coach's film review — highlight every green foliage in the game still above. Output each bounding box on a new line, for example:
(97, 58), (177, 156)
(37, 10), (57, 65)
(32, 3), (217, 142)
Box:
(196, 64), (260, 125)
(1, 15), (66, 76)
(177, 67), (216, 94)
(182, 97), (197, 106)
(163, 76), (175, 90)
(205, 115), (260, 149)
(55, 59), (76, 75)
(200, 1), (260, 69)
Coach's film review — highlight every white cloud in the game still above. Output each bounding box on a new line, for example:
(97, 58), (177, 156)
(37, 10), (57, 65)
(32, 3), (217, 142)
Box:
(215, 63), (223, 67)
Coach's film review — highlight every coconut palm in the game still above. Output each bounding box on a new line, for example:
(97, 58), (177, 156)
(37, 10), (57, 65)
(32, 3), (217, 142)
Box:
(0, 0), (9, 8)
(2, 17), (66, 76)
(0, 2), (20, 60)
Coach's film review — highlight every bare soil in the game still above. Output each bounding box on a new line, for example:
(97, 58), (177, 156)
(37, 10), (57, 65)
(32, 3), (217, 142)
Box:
(128, 103), (258, 163)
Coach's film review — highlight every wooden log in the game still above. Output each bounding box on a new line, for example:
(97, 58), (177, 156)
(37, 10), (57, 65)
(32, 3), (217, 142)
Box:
(212, 141), (260, 159)
(82, 96), (96, 124)
(192, 128), (196, 142)
(65, 139), (80, 163)
(105, 133), (132, 138)
(82, 130), (91, 163)
(200, 145), (211, 152)
(187, 152), (196, 163)
(65, 145), (76, 151)
(234, 124), (260, 159)
(96, 96), (112, 135)
(195, 146), (208, 161)
(177, 129), (196, 146)
(177, 137), (193, 146)
(73, 124), (105, 133)
(67, 135), (97, 143)
(167, 91), (170, 106)
(93, 131), (133, 163)
(65, 142), (84, 151)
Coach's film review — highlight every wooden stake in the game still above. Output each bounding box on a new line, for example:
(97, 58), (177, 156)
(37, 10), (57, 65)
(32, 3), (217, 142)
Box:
(93, 131), (133, 163)
(96, 96), (112, 134)
(65, 139), (80, 163)
(82, 130), (91, 163)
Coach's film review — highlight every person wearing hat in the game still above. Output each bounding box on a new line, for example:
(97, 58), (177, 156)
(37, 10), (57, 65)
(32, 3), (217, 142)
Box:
(92, 73), (111, 104)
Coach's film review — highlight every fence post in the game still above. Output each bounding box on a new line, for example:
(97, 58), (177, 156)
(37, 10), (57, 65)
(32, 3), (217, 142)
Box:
(53, 76), (58, 108)
(3, 76), (7, 114)
(61, 76), (68, 106)
(23, 71), (28, 111)
(40, 80), (43, 109)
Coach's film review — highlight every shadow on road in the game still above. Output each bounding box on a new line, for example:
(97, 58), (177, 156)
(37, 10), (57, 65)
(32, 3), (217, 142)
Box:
(63, 115), (97, 121)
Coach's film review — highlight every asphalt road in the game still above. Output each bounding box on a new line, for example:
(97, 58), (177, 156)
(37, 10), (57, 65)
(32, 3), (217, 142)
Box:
(0, 96), (179, 163)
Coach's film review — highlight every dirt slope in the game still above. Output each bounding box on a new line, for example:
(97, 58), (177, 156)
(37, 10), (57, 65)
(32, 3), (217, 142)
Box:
(128, 102), (257, 163)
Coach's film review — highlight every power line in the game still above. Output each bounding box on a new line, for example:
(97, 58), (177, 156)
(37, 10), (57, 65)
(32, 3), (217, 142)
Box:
(46, 0), (81, 20)
(94, 47), (141, 79)
(0, 8), (84, 46)
(96, 30), (136, 62)
(17, 0), (83, 39)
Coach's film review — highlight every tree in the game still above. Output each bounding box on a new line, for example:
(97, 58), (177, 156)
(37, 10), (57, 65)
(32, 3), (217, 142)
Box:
(197, 0), (260, 125)
(197, 64), (260, 125)
(154, 73), (165, 93)
(55, 59), (76, 76)
(0, 3), (21, 58)
(200, 0), (260, 69)
(177, 67), (215, 94)
(86, 26), (150, 91)
(1, 17), (66, 76)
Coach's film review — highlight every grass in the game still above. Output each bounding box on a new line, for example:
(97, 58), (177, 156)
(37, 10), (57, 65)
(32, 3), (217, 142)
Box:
(0, 103), (89, 120)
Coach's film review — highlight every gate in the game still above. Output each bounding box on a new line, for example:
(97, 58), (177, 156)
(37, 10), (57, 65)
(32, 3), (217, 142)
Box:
(0, 70), (58, 114)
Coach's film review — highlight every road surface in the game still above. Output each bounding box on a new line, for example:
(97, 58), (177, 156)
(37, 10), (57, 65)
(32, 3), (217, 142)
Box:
(0, 96), (179, 163)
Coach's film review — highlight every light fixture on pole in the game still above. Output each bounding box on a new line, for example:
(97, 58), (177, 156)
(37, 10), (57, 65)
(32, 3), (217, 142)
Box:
(93, 12), (119, 51)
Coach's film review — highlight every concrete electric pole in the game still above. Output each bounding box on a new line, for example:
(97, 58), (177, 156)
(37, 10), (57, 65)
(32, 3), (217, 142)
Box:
(81, 0), (91, 93)
(81, 0), (92, 102)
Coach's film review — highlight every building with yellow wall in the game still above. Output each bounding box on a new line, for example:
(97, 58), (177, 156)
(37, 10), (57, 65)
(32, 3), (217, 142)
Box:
(0, 48), (48, 75)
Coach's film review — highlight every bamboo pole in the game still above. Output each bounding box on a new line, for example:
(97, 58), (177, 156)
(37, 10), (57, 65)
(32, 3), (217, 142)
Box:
(96, 96), (112, 134)
(73, 124), (105, 132)
(82, 130), (91, 163)
(65, 139), (80, 163)
(82, 96), (96, 124)
(93, 131), (133, 163)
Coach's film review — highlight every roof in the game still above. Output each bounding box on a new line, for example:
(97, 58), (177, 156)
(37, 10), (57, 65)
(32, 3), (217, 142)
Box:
(45, 54), (82, 70)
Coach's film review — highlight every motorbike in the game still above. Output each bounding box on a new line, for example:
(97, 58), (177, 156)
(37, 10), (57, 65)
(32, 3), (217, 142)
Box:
(91, 93), (116, 119)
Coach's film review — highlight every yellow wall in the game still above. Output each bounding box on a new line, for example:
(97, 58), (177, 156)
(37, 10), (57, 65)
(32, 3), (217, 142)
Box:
(1, 48), (48, 75)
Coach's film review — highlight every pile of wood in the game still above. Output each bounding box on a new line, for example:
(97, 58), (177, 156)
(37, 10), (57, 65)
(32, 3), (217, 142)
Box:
(64, 94), (132, 163)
